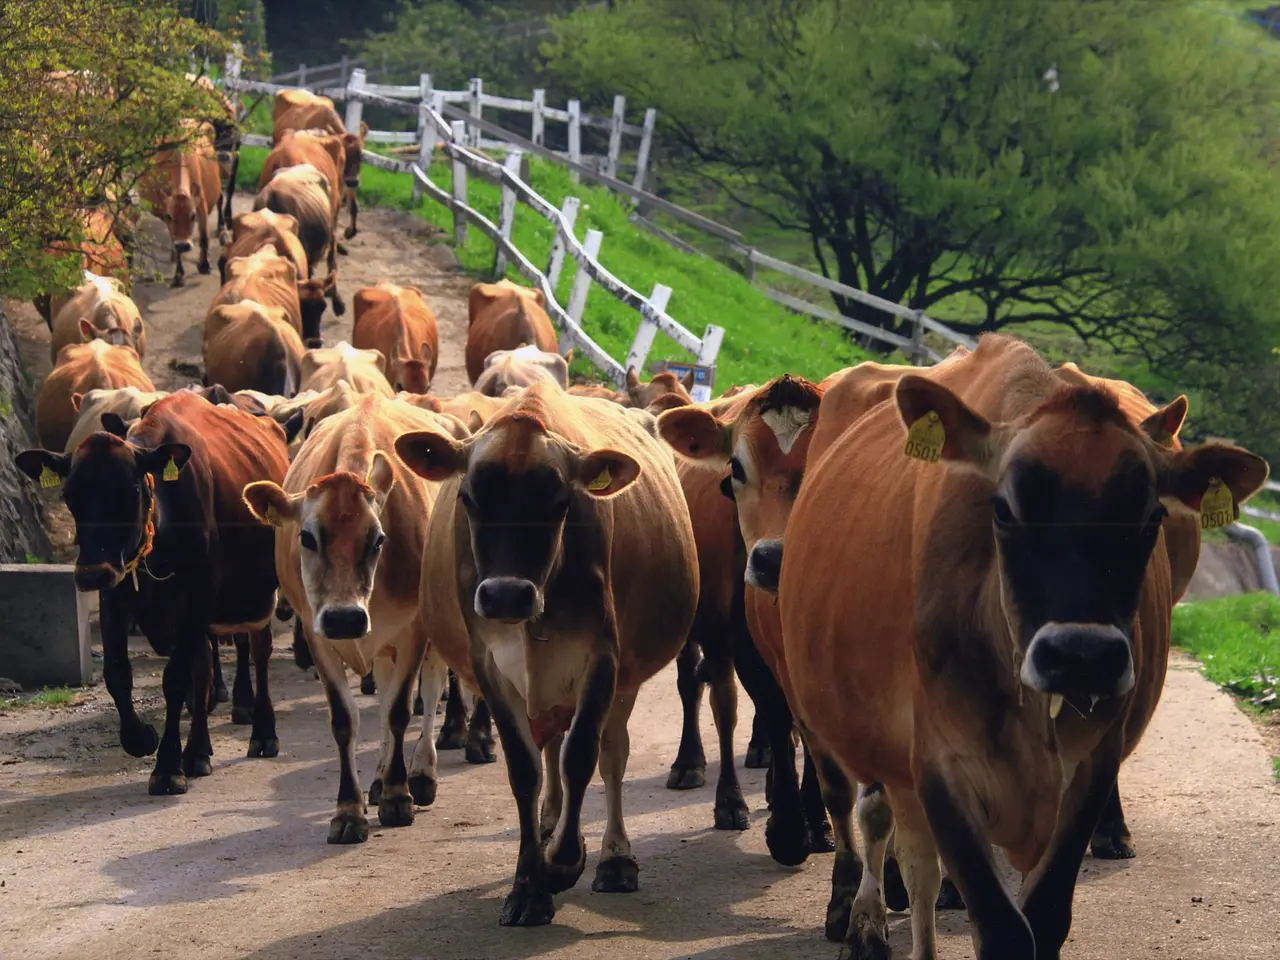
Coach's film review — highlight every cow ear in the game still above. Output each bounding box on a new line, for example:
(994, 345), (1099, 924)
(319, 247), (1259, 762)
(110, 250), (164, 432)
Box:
(79, 318), (95, 342)
(358, 121), (368, 140)
(71, 392), (84, 412)
(136, 443), (192, 480)
(1158, 443), (1269, 518)
(243, 481), (300, 527)
(467, 410), (484, 434)
(15, 449), (70, 486)
(283, 408), (305, 445)
(626, 367), (640, 391)
(395, 428), (467, 482)
(577, 448), (641, 498)
(681, 369), (696, 391)
(657, 406), (730, 463)
(367, 451), (396, 509)
(530, 286), (545, 308)
(1140, 395), (1188, 448)
(100, 412), (129, 438)
(895, 375), (1003, 472)
(563, 348), (574, 366)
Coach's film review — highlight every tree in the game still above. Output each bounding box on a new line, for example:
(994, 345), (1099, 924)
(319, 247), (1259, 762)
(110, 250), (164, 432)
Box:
(0, 2), (228, 299)
(547, 0), (1280, 371)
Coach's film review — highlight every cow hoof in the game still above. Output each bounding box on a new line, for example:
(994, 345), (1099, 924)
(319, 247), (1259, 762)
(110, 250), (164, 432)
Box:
(1091, 832), (1136, 860)
(844, 911), (890, 960)
(545, 836), (586, 894)
(408, 773), (437, 806)
(197, 260), (211, 275)
(744, 741), (771, 769)
(713, 794), (750, 831)
(936, 875), (965, 910)
(809, 819), (836, 854)
(368, 778), (382, 805)
(413, 693), (424, 716)
(465, 739), (497, 764)
(327, 812), (369, 844)
(826, 849), (862, 942)
(764, 812), (811, 867)
(436, 724), (467, 750)
(883, 855), (909, 912)
(499, 884), (554, 927)
(121, 723), (160, 758)
(231, 706), (253, 726)
(336, 242), (350, 256)
(378, 793), (415, 828)
(171, 277), (185, 289)
(182, 753), (213, 778)
(665, 763), (706, 790)
(344, 226), (357, 240)
(360, 673), (376, 696)
(215, 685), (230, 705)
(247, 738), (279, 759)
(592, 855), (639, 893)
(332, 299), (346, 317)
(148, 772), (188, 796)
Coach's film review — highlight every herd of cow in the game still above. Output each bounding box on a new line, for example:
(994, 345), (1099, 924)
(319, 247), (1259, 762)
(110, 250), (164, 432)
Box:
(12, 83), (1274, 960)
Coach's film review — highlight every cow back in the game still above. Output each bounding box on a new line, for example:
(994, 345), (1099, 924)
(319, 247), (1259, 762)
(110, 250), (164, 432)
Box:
(37, 341), (153, 452)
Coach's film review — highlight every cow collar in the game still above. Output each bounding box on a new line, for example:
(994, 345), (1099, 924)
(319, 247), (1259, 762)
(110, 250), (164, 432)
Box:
(121, 474), (164, 590)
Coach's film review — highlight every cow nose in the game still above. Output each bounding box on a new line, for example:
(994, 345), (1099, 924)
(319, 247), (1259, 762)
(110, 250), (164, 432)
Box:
(174, 241), (192, 254)
(74, 563), (120, 592)
(746, 539), (784, 593)
(319, 605), (369, 640)
(344, 177), (361, 188)
(1021, 623), (1135, 699)
(475, 578), (540, 622)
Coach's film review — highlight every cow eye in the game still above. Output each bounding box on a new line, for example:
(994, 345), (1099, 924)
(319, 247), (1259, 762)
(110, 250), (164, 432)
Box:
(371, 533), (386, 554)
(729, 456), (746, 484)
(991, 496), (1016, 527)
(719, 474), (735, 501)
(300, 530), (318, 551)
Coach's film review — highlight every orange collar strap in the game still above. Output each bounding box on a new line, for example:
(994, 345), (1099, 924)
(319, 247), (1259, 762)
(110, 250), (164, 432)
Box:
(122, 474), (158, 588)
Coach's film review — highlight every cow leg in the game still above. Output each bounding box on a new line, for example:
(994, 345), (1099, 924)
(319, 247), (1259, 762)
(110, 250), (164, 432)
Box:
(223, 152), (239, 226)
(360, 669), (376, 695)
(842, 781), (895, 958)
(231, 632), (254, 725)
(813, 752), (864, 943)
(344, 189), (359, 240)
(592, 691), (641, 892)
(405, 637), (446, 808)
(918, 767), (1034, 959)
(705, 651), (749, 831)
(312, 635), (367, 844)
(537, 733), (566, 843)
(182, 627), (214, 781)
(887, 787), (943, 960)
(745, 709), (770, 769)
(367, 653), (396, 805)
(1020, 748), (1125, 959)
(371, 638), (423, 828)
(150, 629), (195, 795)
(465, 695), (497, 764)
(666, 637), (706, 789)
(800, 738), (835, 851)
(209, 634), (229, 708)
(292, 618), (315, 673)
(1090, 782), (1135, 860)
(246, 626), (278, 759)
(435, 669), (468, 748)
(327, 240), (346, 316)
(197, 209), (211, 275)
(171, 248), (185, 288)
(101, 586), (158, 758)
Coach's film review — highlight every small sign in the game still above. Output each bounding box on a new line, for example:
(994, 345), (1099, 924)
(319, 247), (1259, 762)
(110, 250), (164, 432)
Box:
(651, 360), (715, 403)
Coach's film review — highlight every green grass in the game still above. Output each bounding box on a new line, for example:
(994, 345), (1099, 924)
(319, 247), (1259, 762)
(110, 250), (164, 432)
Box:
(1172, 593), (1280, 708)
(0, 687), (79, 709)
(237, 146), (876, 389)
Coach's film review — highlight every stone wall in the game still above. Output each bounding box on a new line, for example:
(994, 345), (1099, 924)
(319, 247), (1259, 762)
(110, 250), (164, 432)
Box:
(0, 305), (52, 562)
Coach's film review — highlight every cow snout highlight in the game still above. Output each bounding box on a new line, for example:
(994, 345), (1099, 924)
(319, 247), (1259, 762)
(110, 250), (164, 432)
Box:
(74, 563), (121, 592)
(317, 605), (369, 640)
(746, 539), (784, 593)
(1021, 622), (1135, 699)
(475, 577), (542, 623)
(173, 241), (192, 254)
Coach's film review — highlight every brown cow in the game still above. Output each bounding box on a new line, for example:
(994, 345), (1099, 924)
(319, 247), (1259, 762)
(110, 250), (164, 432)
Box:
(352, 283), (440, 394)
(36, 208), (133, 326)
(204, 301), (304, 397)
(257, 148), (344, 319)
(186, 73), (240, 233)
(395, 381), (699, 926)
(771, 336), (1264, 958)
(49, 272), (146, 363)
(299, 341), (393, 398)
(211, 247), (305, 338)
(465, 280), (558, 384)
(271, 89), (367, 239)
(37, 341), (154, 452)
(626, 367), (694, 408)
(141, 120), (222, 287)
(15, 391), (289, 794)
(217, 210), (328, 342)
(473, 345), (570, 398)
(244, 393), (460, 842)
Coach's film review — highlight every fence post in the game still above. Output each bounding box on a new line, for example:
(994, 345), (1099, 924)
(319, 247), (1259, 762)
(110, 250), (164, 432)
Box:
(566, 228), (604, 332)
(567, 99), (582, 183)
(692, 325), (726, 402)
(298, 63), (307, 87)
(339, 55), (349, 86)
(632, 107), (657, 192)
(606, 94), (626, 180)
(531, 88), (546, 147)
(223, 45), (243, 104)
(493, 151), (524, 279)
(450, 120), (468, 247)
(546, 196), (581, 293)
(469, 77), (483, 147)
(625, 283), (671, 376)
(344, 68), (366, 134)
(412, 100), (435, 205)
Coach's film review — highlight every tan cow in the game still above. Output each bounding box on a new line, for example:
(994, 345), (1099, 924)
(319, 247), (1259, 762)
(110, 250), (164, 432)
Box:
(256, 153), (344, 319)
(204, 301), (304, 397)
(210, 247), (304, 338)
(141, 120), (223, 286)
(626, 367), (694, 408)
(186, 73), (240, 236)
(36, 340), (154, 452)
(465, 280), (558, 384)
(473, 344), (570, 398)
(49, 272), (145, 364)
(217, 210), (327, 343)
(299, 341), (393, 397)
(394, 381), (699, 926)
(352, 284), (440, 394)
(243, 393), (461, 843)
(64, 386), (167, 455)
(271, 89), (367, 240)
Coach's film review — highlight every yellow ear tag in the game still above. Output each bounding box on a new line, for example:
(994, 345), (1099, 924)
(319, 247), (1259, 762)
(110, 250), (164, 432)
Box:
(162, 457), (179, 482)
(904, 411), (945, 463)
(39, 465), (62, 489)
(585, 466), (612, 492)
(1200, 476), (1234, 530)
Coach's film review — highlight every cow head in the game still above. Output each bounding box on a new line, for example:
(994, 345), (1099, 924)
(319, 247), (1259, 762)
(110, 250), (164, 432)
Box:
(894, 375), (1268, 704)
(392, 343), (434, 395)
(341, 123), (367, 189)
(297, 277), (329, 348)
(15, 433), (190, 591)
(659, 375), (823, 592)
(626, 367), (694, 410)
(395, 389), (640, 623)
(79, 316), (128, 349)
(243, 455), (395, 641)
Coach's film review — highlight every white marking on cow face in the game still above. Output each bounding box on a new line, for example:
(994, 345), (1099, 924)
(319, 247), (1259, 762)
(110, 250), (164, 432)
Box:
(760, 405), (812, 455)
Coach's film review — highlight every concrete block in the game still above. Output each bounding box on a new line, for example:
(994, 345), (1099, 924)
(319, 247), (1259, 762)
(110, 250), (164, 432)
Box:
(0, 564), (92, 687)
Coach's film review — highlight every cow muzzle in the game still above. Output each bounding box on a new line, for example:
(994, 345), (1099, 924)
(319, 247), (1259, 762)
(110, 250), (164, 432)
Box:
(344, 177), (361, 189)
(317, 604), (370, 641)
(74, 562), (122, 592)
(216, 150), (234, 165)
(475, 577), (542, 623)
(1021, 622), (1135, 700)
(746, 539), (784, 593)
(173, 241), (192, 254)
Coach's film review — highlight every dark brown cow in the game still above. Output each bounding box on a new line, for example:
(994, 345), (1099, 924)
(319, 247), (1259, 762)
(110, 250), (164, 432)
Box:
(141, 120), (223, 287)
(465, 280), (558, 384)
(395, 381), (699, 926)
(15, 391), (290, 794)
(271, 89), (367, 240)
(774, 336), (1264, 958)
(352, 283), (439, 394)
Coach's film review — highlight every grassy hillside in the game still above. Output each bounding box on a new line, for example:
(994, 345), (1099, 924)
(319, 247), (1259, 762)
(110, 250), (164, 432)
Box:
(237, 146), (875, 389)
